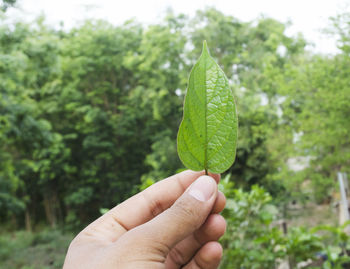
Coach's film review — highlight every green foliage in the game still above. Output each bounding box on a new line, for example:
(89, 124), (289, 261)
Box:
(0, 15), (187, 228)
(285, 227), (323, 267)
(269, 51), (350, 202)
(1, 8), (310, 228)
(0, 229), (73, 269)
(312, 222), (350, 268)
(0, 7), (349, 269)
(177, 41), (237, 173)
(0, 0), (16, 11)
(219, 181), (350, 269)
(220, 182), (286, 268)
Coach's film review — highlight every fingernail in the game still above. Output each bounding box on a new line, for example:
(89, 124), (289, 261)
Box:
(188, 176), (216, 202)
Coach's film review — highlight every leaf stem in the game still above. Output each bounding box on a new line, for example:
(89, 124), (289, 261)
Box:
(205, 168), (208, 175)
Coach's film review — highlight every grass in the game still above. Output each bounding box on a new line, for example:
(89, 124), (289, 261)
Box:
(0, 229), (73, 269)
(287, 202), (338, 228)
(0, 202), (339, 269)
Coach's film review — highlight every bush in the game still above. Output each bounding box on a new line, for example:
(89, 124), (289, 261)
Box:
(219, 176), (329, 269)
(0, 229), (73, 269)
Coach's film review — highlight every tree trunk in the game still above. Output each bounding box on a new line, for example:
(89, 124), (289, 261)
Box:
(25, 208), (32, 232)
(11, 214), (17, 229)
(43, 193), (57, 228)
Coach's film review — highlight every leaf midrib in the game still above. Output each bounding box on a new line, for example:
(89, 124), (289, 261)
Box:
(204, 52), (208, 174)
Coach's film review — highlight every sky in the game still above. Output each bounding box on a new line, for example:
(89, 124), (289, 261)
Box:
(7, 0), (350, 54)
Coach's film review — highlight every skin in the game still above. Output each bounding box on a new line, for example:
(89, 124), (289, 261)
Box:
(63, 170), (227, 269)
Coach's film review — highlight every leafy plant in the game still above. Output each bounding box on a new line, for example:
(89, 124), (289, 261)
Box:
(177, 41), (238, 174)
(312, 221), (350, 268)
(220, 183), (285, 268)
(219, 182), (326, 269)
(0, 229), (73, 269)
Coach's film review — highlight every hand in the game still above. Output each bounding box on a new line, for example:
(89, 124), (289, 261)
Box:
(63, 170), (227, 269)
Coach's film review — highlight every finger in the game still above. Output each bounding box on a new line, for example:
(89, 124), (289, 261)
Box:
(112, 170), (220, 228)
(212, 191), (226, 214)
(83, 170), (220, 241)
(126, 175), (218, 257)
(165, 214), (226, 268)
(183, 242), (223, 269)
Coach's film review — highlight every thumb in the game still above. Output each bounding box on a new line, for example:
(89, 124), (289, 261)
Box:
(133, 175), (218, 255)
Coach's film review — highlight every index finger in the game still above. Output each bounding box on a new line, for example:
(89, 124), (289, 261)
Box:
(83, 170), (220, 241)
(112, 170), (219, 228)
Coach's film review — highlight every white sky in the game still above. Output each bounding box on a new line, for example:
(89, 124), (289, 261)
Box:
(7, 0), (350, 54)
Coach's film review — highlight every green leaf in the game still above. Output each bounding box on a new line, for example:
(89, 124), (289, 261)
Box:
(177, 41), (238, 173)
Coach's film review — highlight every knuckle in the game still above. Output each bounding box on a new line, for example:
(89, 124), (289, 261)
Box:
(172, 198), (202, 228)
(168, 246), (187, 266)
(142, 191), (165, 218)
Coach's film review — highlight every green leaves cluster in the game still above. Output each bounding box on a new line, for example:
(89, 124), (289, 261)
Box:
(219, 180), (350, 269)
(0, 17), (187, 228)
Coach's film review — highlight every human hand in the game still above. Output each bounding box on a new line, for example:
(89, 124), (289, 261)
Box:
(63, 170), (227, 269)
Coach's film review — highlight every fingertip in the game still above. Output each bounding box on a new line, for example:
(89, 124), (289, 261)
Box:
(195, 241), (223, 266)
(188, 175), (217, 202)
(210, 214), (226, 235)
(178, 170), (203, 179)
(208, 241), (223, 260)
(208, 172), (221, 183)
(212, 191), (226, 213)
(200, 214), (226, 240)
(182, 170), (220, 184)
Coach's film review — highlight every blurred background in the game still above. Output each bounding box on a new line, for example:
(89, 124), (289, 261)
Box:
(0, 0), (350, 268)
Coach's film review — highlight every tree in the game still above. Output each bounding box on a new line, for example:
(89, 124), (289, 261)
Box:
(0, 0), (16, 11)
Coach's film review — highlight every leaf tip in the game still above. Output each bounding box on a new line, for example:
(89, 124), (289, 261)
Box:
(202, 40), (209, 55)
